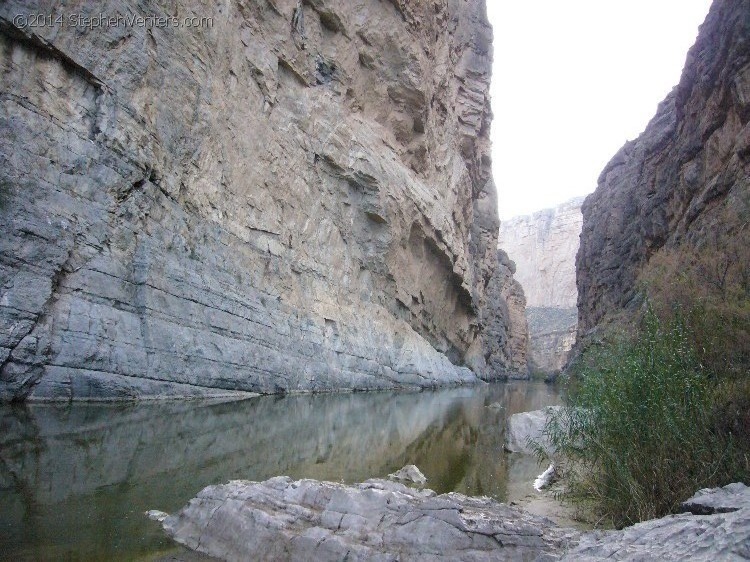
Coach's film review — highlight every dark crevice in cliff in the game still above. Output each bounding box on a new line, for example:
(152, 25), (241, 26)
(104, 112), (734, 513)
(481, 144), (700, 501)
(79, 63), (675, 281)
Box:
(0, 238), (76, 401)
(0, 17), (106, 90)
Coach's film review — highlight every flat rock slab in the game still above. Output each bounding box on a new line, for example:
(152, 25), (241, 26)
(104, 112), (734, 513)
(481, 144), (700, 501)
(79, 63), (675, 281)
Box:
(561, 482), (750, 561)
(561, 507), (750, 561)
(162, 479), (750, 561)
(162, 477), (580, 561)
(680, 482), (750, 515)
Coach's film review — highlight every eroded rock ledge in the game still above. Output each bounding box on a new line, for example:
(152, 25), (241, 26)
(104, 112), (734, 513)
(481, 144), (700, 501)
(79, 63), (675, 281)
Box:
(162, 479), (750, 561)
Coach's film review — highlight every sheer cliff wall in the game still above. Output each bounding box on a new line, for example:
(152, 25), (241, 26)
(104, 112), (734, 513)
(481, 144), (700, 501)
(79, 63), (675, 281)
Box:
(0, 0), (525, 401)
(577, 0), (750, 337)
(499, 198), (583, 310)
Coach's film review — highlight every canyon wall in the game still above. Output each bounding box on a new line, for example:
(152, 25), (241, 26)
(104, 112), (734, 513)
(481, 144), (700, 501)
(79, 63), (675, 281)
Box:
(525, 307), (577, 375)
(578, 0), (750, 336)
(499, 198), (583, 310)
(499, 198), (583, 373)
(0, 0), (526, 401)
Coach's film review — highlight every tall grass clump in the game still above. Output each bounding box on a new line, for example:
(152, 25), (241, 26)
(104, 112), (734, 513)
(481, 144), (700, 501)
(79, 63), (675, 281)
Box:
(544, 198), (750, 528)
(545, 310), (748, 528)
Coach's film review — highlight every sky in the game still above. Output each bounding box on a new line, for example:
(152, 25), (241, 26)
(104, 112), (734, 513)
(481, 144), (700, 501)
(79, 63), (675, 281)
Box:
(487, 1), (713, 220)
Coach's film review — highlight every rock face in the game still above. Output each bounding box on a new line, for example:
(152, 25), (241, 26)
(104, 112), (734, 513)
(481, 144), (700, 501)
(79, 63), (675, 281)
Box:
(525, 308), (577, 375)
(0, 0), (525, 401)
(162, 477), (580, 561)
(498, 198), (583, 373)
(577, 0), (750, 336)
(499, 198), (583, 310)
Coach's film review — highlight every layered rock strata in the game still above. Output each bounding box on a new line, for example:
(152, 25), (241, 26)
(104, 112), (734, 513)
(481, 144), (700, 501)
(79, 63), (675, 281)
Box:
(577, 0), (750, 335)
(525, 307), (577, 374)
(498, 198), (583, 373)
(499, 198), (583, 310)
(0, 0), (524, 400)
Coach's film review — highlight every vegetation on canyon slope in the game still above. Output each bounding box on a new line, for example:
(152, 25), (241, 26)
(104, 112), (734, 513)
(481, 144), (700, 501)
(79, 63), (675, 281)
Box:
(543, 199), (750, 528)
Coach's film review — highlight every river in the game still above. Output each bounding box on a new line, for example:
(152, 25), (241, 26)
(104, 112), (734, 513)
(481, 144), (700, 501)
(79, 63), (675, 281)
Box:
(0, 382), (559, 561)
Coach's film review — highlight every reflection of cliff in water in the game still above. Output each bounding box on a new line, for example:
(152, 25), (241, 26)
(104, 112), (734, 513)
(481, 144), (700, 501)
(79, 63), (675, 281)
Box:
(0, 383), (559, 561)
(395, 382), (561, 500)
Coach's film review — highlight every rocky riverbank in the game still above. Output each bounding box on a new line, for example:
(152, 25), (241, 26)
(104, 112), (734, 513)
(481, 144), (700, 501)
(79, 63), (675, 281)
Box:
(159, 477), (750, 561)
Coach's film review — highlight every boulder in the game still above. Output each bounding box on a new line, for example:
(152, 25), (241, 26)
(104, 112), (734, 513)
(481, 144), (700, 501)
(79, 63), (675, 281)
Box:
(504, 406), (560, 455)
(561, 507), (750, 561)
(162, 477), (580, 561)
(562, 483), (750, 560)
(680, 482), (750, 515)
(388, 465), (427, 486)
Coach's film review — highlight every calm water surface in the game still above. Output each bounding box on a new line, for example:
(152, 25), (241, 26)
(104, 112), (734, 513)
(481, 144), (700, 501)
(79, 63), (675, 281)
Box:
(0, 382), (559, 561)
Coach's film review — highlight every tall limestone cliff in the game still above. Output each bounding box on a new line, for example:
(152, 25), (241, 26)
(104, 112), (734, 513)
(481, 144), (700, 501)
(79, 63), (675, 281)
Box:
(577, 0), (750, 336)
(499, 198), (583, 374)
(499, 198), (583, 310)
(0, 0), (526, 401)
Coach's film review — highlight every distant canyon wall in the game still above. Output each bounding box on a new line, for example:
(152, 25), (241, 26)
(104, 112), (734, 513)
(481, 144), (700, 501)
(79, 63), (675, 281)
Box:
(525, 307), (577, 375)
(499, 198), (583, 309)
(577, 0), (750, 336)
(0, 0), (526, 401)
(499, 198), (583, 373)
